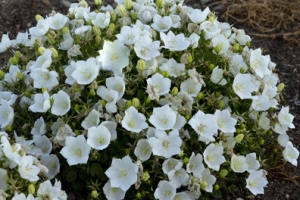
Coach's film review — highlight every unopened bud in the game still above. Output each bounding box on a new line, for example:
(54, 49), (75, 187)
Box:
(79, 0), (88, 8)
(145, 97), (151, 104)
(101, 100), (106, 107)
(95, 35), (101, 44)
(28, 184), (35, 195)
(277, 83), (285, 92)
(246, 41), (251, 47)
(171, 87), (178, 96)
(47, 34), (55, 44)
(126, 100), (132, 107)
(214, 184), (220, 191)
(136, 192), (142, 199)
(240, 67), (245, 73)
(259, 138), (265, 145)
(49, 30), (57, 39)
(183, 157), (189, 164)
(197, 92), (204, 100)
(156, 0), (164, 8)
(137, 59), (146, 71)
(94, 0), (102, 6)
(131, 11), (138, 21)
(5, 125), (12, 132)
(220, 169), (228, 178)
(132, 98), (140, 108)
(50, 48), (58, 59)
(42, 88), (48, 93)
(9, 56), (19, 65)
(234, 134), (244, 143)
(214, 45), (221, 54)
(109, 23), (115, 32)
(16, 71), (24, 80)
(208, 64), (215, 70)
(38, 47), (46, 55)
(184, 115), (191, 121)
(141, 171), (150, 182)
(0, 70), (5, 79)
(15, 51), (22, 58)
(110, 10), (117, 22)
(233, 43), (240, 52)
(93, 25), (101, 36)
(187, 54), (193, 63)
(125, 0), (132, 10)
(91, 190), (99, 198)
(62, 27), (69, 34)
(35, 14), (44, 21)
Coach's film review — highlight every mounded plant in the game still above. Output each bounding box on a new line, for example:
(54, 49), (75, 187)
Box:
(0, 0), (298, 199)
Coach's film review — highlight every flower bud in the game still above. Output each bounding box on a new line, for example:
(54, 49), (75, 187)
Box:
(233, 43), (240, 52)
(9, 56), (19, 65)
(214, 45), (221, 54)
(208, 64), (215, 70)
(183, 157), (189, 164)
(95, 35), (101, 44)
(0, 70), (5, 79)
(219, 169), (228, 178)
(145, 97), (151, 104)
(277, 83), (285, 92)
(197, 92), (204, 100)
(234, 134), (244, 143)
(91, 190), (99, 198)
(28, 184), (35, 194)
(246, 41), (251, 47)
(259, 138), (265, 145)
(214, 184), (220, 191)
(62, 27), (69, 34)
(5, 125), (12, 132)
(132, 98), (140, 108)
(162, 71), (169, 78)
(95, 0), (102, 6)
(47, 34), (56, 44)
(126, 100), (133, 107)
(171, 87), (178, 96)
(137, 59), (146, 71)
(184, 115), (191, 121)
(15, 51), (22, 58)
(187, 54), (193, 63)
(49, 30), (57, 39)
(209, 16), (215, 22)
(42, 88), (48, 93)
(109, 23), (115, 32)
(131, 11), (138, 21)
(38, 47), (46, 55)
(141, 171), (150, 182)
(156, 0), (164, 8)
(92, 25), (101, 36)
(110, 10), (117, 22)
(136, 192), (142, 199)
(35, 14), (44, 21)
(101, 100), (106, 107)
(125, 0), (132, 10)
(218, 100), (224, 109)
(16, 71), (24, 80)
(74, 130), (81, 136)
(79, 0), (88, 8)
(50, 48), (58, 59)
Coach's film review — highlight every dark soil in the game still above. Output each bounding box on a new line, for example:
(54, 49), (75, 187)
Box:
(0, 0), (299, 199)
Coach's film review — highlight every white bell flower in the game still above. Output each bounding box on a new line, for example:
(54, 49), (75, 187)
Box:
(53, 123), (75, 146)
(229, 54), (248, 77)
(258, 112), (270, 130)
(40, 154), (60, 180)
(148, 129), (182, 158)
(250, 48), (271, 78)
(246, 170), (268, 195)
(200, 19), (220, 40)
(187, 7), (210, 24)
(180, 78), (202, 97)
(147, 73), (171, 98)
(0, 99), (14, 128)
(172, 114), (187, 131)
(273, 122), (288, 135)
(230, 154), (248, 173)
(151, 14), (172, 32)
(174, 192), (192, 200)
(64, 61), (76, 85)
(278, 134), (289, 147)
(251, 95), (272, 111)
(18, 155), (40, 182)
(211, 34), (230, 55)
(138, 5), (157, 23)
(154, 180), (176, 200)
(233, 73), (259, 99)
(162, 158), (183, 175)
(149, 105), (176, 130)
(263, 74), (278, 88)
(186, 152), (205, 178)
(169, 168), (189, 188)
(81, 109), (101, 130)
(59, 32), (74, 50)
(214, 109), (237, 133)
(106, 76), (125, 100)
(283, 141), (299, 166)
(199, 168), (216, 192)
(32, 135), (52, 155)
(51, 90), (71, 116)
(122, 106), (148, 133)
(4, 65), (21, 83)
(29, 91), (51, 113)
(29, 19), (50, 37)
(235, 29), (251, 45)
(1, 136), (21, 167)
(103, 180), (125, 200)
(203, 143), (225, 171)
(97, 86), (119, 113)
(71, 57), (101, 85)
(60, 135), (91, 166)
(105, 155), (139, 191)
(101, 121), (118, 141)
(159, 58), (185, 78)
(30, 68), (59, 90)
(0, 34), (12, 52)
(91, 11), (110, 28)
(134, 37), (161, 61)
(134, 138), (152, 161)
(31, 117), (46, 135)
(116, 26), (136, 45)
(210, 66), (227, 85)
(278, 106), (295, 129)
(0, 91), (18, 105)
(48, 13), (69, 30)
(245, 153), (260, 172)
(160, 31), (191, 51)
(87, 124), (111, 150)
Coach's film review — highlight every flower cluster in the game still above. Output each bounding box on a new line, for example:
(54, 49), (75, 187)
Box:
(0, 0), (299, 199)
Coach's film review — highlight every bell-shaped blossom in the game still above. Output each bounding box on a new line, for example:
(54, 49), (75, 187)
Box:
(29, 91), (51, 113)
(4, 65), (21, 83)
(200, 19), (220, 40)
(51, 90), (71, 116)
(174, 192), (192, 200)
(0, 168), (7, 190)
(91, 11), (110, 28)
(263, 74), (278, 88)
(149, 105), (176, 130)
(81, 109), (101, 130)
(36, 180), (65, 200)
(60, 135), (91, 166)
(187, 7), (210, 24)
(48, 13), (69, 30)
(53, 123), (75, 146)
(273, 122), (288, 135)
(199, 168), (217, 192)
(147, 73), (171, 98)
(246, 170), (268, 195)
(250, 48), (271, 78)
(138, 5), (157, 23)
(160, 31), (191, 51)
(103, 180), (126, 200)
(245, 153), (260, 172)
(29, 19), (50, 37)
(59, 32), (74, 50)
(105, 155), (138, 191)
(258, 112), (270, 130)
(40, 154), (60, 180)
(0, 91), (18, 105)
(203, 143), (225, 171)
(229, 54), (248, 76)
(30, 68), (59, 90)
(98, 40), (130, 73)
(283, 141), (299, 166)
(12, 31), (30, 46)
(172, 114), (187, 131)
(159, 58), (185, 78)
(1, 136), (21, 167)
(211, 34), (230, 55)
(32, 135), (52, 155)
(0, 34), (12, 52)
(278, 134), (289, 147)
(67, 44), (82, 57)
(87, 124), (111, 150)
(189, 33), (200, 48)
(154, 180), (176, 200)
(148, 129), (182, 158)
(116, 26), (136, 45)
(235, 29), (251, 45)
(71, 57), (101, 85)
(64, 61), (76, 85)
(188, 110), (218, 144)
(210, 66), (227, 85)
(101, 121), (118, 141)
(106, 76), (125, 100)
(251, 95), (272, 111)
(278, 106), (294, 129)
(230, 154), (248, 173)
(122, 106), (148, 133)
(97, 86), (119, 113)
(134, 37), (160, 61)
(233, 73), (259, 99)
(180, 78), (202, 97)
(151, 14), (172, 32)
(0, 99), (14, 128)
(186, 152), (205, 178)
(134, 139), (152, 161)
(18, 155), (40, 181)
(169, 168), (189, 188)
(162, 158), (183, 176)
(214, 109), (237, 133)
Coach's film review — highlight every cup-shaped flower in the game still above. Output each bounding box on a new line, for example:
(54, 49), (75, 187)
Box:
(60, 135), (91, 166)
(33, 135), (52, 155)
(199, 168), (217, 192)
(18, 155), (40, 182)
(180, 78), (202, 97)
(278, 106), (295, 129)
(31, 116), (46, 135)
(149, 105), (176, 130)
(51, 90), (71, 116)
(148, 129), (182, 158)
(122, 106), (148, 133)
(245, 153), (260, 172)
(48, 13), (69, 30)
(101, 121), (118, 141)
(0, 34), (12, 53)
(40, 154), (60, 180)
(97, 86), (118, 113)
(36, 180), (62, 200)
(4, 65), (21, 83)
(98, 40), (130, 73)
(59, 32), (74, 51)
(233, 73), (259, 99)
(187, 7), (210, 24)
(105, 155), (138, 191)
(0, 91), (18, 105)
(169, 168), (189, 188)
(203, 143), (225, 171)
(29, 19), (50, 37)
(29, 91), (51, 113)
(160, 58), (185, 78)
(0, 99), (14, 128)
(134, 37), (161, 61)
(210, 66), (227, 85)
(30, 49), (52, 71)
(246, 170), (268, 195)
(151, 14), (172, 32)
(162, 158), (183, 175)
(81, 109), (101, 130)
(116, 26), (136, 45)
(30, 68), (59, 90)
(230, 154), (248, 173)
(87, 124), (111, 150)
(106, 76), (125, 100)
(92, 11), (110, 29)
(186, 152), (205, 178)
(160, 31), (191, 51)
(283, 141), (299, 166)
(71, 58), (101, 85)
(154, 180), (176, 200)
(278, 134), (289, 147)
(103, 180), (125, 200)
(147, 73), (171, 100)
(229, 54), (248, 77)
(64, 61), (76, 84)
(250, 48), (271, 78)
(134, 139), (152, 161)
(1, 136), (21, 167)
(214, 109), (237, 133)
